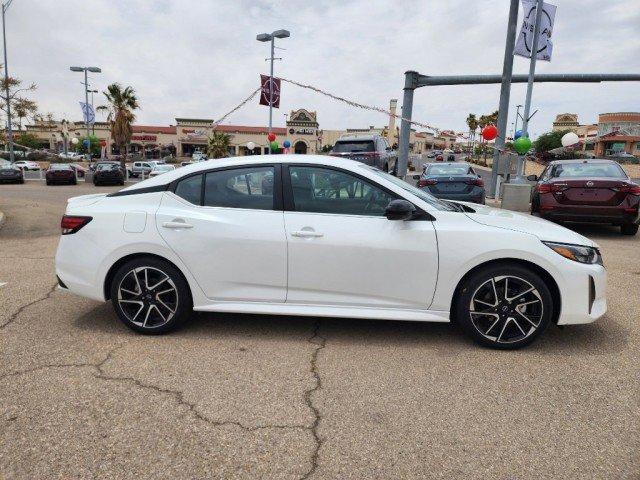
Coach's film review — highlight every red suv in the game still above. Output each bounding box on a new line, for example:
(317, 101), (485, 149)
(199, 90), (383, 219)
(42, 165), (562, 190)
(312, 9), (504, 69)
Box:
(529, 159), (640, 235)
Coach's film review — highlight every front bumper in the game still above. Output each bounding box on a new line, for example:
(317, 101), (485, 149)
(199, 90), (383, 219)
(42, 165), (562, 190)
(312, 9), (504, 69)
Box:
(556, 262), (607, 325)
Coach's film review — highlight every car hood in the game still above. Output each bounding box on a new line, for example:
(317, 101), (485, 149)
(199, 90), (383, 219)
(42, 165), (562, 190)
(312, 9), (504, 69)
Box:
(457, 202), (597, 247)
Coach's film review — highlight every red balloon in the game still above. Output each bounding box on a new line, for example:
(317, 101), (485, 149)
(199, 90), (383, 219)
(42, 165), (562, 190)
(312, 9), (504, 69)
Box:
(482, 125), (498, 141)
(267, 133), (276, 142)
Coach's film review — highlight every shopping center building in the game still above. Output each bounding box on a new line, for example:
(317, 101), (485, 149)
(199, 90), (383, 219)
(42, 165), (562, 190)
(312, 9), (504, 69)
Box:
(23, 101), (450, 158)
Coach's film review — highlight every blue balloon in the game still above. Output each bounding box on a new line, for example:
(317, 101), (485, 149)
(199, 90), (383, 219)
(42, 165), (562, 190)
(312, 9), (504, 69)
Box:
(283, 140), (291, 148)
(514, 130), (523, 140)
(82, 139), (90, 148)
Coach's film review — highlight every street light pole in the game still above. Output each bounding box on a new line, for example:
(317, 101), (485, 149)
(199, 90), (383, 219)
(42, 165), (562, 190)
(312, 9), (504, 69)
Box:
(257, 29), (290, 155)
(70, 66), (100, 162)
(2, 0), (15, 162)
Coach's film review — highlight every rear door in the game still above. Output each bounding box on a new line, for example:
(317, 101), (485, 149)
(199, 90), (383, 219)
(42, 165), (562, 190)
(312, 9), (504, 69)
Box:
(156, 165), (287, 302)
(282, 164), (438, 309)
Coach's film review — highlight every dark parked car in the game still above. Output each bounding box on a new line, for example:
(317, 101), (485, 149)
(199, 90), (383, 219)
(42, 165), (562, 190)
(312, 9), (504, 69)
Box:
(417, 162), (485, 204)
(0, 164), (24, 183)
(93, 162), (125, 186)
(46, 164), (77, 185)
(529, 159), (639, 235)
(330, 134), (397, 173)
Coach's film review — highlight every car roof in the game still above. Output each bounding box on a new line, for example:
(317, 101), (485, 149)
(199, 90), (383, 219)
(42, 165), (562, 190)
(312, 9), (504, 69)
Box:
(120, 154), (374, 192)
(548, 158), (618, 165)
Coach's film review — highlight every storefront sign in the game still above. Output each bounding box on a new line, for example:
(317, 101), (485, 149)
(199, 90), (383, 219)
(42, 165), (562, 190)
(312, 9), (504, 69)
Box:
(182, 129), (207, 138)
(288, 127), (315, 135)
(131, 135), (157, 142)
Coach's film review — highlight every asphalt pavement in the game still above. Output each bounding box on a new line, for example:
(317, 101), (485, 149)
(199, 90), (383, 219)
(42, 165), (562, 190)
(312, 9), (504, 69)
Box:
(1, 182), (638, 479)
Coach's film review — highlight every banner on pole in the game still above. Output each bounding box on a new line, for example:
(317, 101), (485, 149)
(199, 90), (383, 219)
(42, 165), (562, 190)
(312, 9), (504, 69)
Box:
(259, 74), (281, 108)
(514, 1), (556, 61)
(79, 102), (96, 125)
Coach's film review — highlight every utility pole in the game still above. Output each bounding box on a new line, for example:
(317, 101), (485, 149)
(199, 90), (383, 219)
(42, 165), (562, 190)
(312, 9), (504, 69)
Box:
(70, 66), (101, 162)
(488, 0), (519, 196)
(257, 29), (290, 155)
(2, 0), (15, 162)
(512, 0), (544, 182)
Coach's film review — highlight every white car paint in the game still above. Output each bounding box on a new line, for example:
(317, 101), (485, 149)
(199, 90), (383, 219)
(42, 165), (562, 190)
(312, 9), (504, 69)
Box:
(55, 155), (606, 332)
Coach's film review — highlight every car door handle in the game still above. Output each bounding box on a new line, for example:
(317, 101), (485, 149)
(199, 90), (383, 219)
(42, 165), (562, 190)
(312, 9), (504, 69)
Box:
(291, 230), (323, 238)
(162, 221), (193, 229)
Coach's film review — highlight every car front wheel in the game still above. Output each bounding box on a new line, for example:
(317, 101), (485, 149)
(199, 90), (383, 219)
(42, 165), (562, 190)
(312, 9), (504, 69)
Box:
(454, 263), (554, 349)
(110, 257), (192, 334)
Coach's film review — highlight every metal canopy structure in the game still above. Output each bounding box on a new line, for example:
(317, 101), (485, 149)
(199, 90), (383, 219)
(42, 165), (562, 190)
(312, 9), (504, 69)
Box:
(397, 71), (640, 182)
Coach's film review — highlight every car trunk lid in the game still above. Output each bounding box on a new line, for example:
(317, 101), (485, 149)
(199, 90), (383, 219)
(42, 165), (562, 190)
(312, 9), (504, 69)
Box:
(550, 178), (629, 206)
(428, 175), (478, 194)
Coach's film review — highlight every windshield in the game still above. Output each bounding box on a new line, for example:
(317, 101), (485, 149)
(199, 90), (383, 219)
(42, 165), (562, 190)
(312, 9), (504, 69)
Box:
(333, 140), (375, 153)
(550, 163), (625, 178)
(97, 163), (119, 171)
(364, 166), (458, 211)
(426, 164), (470, 175)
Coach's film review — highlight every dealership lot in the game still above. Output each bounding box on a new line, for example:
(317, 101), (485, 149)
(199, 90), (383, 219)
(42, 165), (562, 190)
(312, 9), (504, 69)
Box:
(1, 182), (638, 479)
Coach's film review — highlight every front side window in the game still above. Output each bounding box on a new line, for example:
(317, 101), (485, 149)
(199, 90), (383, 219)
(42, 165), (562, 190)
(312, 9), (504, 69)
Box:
(204, 166), (274, 210)
(288, 166), (396, 216)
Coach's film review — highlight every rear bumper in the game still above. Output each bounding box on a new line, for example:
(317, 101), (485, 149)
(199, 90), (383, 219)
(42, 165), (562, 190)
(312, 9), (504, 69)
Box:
(541, 207), (639, 225)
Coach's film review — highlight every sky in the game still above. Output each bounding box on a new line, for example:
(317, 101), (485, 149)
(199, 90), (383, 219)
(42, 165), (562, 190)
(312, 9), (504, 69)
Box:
(5, 0), (640, 139)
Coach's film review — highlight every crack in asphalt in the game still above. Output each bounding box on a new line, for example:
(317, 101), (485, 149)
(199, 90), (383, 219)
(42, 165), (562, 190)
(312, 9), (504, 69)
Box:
(0, 283), (57, 330)
(2, 295), (329, 477)
(300, 319), (327, 480)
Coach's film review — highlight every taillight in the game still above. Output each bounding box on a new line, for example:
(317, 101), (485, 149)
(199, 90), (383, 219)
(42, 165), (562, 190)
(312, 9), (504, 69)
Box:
(537, 183), (567, 193)
(418, 178), (437, 187)
(616, 184), (640, 195)
(466, 178), (484, 187)
(61, 215), (92, 235)
(537, 184), (551, 194)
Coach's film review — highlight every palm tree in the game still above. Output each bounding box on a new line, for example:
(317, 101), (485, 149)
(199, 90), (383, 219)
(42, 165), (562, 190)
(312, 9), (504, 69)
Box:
(98, 83), (139, 169)
(466, 113), (478, 154)
(207, 131), (231, 159)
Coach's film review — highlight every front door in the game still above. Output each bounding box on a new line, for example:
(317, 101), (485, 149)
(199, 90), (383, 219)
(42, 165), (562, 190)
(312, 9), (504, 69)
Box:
(283, 165), (438, 309)
(157, 165), (287, 302)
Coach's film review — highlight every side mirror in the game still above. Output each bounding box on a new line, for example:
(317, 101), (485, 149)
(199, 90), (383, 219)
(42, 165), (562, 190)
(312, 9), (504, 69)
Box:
(526, 174), (538, 181)
(385, 199), (416, 221)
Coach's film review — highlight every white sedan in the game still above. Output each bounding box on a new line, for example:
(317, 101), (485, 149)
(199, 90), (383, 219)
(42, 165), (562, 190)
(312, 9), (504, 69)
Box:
(148, 164), (176, 177)
(55, 155), (606, 349)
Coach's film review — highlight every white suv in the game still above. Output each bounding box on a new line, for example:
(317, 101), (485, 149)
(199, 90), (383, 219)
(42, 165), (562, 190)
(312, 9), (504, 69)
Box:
(131, 160), (164, 177)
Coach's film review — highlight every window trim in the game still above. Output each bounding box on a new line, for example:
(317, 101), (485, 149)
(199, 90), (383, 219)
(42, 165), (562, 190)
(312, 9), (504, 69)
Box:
(169, 163), (283, 210)
(282, 163), (430, 219)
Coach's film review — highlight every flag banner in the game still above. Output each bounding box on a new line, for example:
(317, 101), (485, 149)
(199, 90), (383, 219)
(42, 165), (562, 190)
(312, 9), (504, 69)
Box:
(514, 0), (556, 61)
(80, 102), (96, 125)
(260, 75), (281, 108)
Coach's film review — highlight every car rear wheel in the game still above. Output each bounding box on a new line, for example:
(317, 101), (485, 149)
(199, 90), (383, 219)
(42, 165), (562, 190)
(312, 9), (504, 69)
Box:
(110, 257), (192, 334)
(621, 223), (639, 236)
(454, 263), (554, 349)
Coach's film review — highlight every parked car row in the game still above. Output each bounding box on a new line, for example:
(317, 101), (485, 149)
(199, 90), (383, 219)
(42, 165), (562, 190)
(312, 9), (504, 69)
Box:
(413, 158), (639, 236)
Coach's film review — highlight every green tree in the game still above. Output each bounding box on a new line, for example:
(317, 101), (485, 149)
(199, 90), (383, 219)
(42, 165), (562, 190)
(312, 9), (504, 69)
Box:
(534, 130), (571, 154)
(98, 83), (139, 169)
(72, 135), (101, 157)
(466, 113), (478, 153)
(207, 130), (231, 159)
(0, 65), (37, 128)
(16, 133), (40, 149)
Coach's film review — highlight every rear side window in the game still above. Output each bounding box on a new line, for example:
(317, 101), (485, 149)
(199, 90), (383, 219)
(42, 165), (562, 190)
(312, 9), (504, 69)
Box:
(175, 174), (203, 205)
(204, 167), (274, 210)
(333, 141), (375, 153)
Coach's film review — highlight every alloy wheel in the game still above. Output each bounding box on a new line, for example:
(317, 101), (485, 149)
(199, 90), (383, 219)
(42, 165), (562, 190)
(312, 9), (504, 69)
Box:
(117, 266), (178, 328)
(469, 275), (543, 344)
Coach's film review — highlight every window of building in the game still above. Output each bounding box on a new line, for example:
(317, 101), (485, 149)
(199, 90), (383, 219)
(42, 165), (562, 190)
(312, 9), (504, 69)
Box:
(204, 167), (274, 210)
(288, 166), (395, 216)
(174, 174), (202, 205)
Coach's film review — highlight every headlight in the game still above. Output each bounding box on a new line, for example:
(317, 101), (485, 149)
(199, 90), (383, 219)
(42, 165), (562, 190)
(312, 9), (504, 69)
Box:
(543, 241), (603, 265)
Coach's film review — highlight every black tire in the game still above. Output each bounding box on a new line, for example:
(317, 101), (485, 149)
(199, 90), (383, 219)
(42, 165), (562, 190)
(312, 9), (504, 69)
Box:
(621, 223), (639, 236)
(453, 263), (554, 349)
(384, 163), (389, 173)
(109, 256), (192, 334)
(531, 195), (540, 214)
(46, 180), (51, 186)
